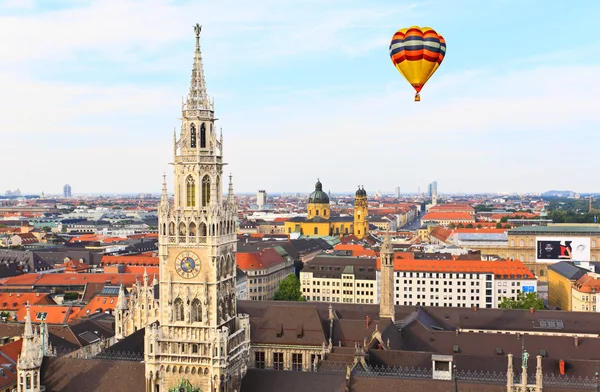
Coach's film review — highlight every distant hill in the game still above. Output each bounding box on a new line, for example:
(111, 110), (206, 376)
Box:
(542, 190), (575, 197)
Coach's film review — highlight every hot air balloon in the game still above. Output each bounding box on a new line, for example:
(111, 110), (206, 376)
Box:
(389, 26), (446, 102)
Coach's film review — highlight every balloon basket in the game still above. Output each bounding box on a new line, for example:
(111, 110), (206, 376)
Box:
(414, 93), (421, 102)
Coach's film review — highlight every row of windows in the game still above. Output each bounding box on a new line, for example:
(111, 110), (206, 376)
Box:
(396, 272), (492, 280)
(396, 301), (493, 308)
(510, 239), (598, 248)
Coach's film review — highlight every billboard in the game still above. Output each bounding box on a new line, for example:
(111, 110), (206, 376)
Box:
(536, 237), (591, 262)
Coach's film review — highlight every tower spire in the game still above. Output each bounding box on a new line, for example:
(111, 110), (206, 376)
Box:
(227, 174), (235, 205)
(188, 23), (209, 110)
(161, 173), (168, 207)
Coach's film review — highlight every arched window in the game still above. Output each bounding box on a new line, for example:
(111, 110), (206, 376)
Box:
(186, 176), (196, 207)
(314, 227), (318, 235)
(174, 298), (184, 321)
(169, 222), (175, 236)
(202, 175), (211, 206)
(191, 299), (201, 322)
(316, 210), (319, 216)
(179, 222), (187, 237)
(216, 176), (220, 202)
(200, 123), (206, 148)
(190, 124), (197, 148)
(189, 222), (197, 237)
(519, 240), (525, 247)
(199, 222), (207, 236)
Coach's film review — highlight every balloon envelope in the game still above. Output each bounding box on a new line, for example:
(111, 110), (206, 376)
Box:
(389, 26), (446, 100)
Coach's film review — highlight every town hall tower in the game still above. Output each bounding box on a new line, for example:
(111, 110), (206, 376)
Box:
(143, 24), (250, 392)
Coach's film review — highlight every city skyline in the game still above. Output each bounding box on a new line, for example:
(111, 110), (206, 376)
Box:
(2, 0), (599, 194)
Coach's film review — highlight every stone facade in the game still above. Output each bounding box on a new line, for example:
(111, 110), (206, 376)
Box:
(115, 271), (159, 341)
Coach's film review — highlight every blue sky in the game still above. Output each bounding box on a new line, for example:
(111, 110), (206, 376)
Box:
(1, 0), (599, 195)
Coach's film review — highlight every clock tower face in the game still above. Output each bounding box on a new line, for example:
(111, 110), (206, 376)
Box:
(174, 251), (201, 279)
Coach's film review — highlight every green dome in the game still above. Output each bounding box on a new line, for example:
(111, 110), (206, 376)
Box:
(308, 179), (329, 204)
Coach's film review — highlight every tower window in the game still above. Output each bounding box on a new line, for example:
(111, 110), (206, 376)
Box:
(314, 227), (318, 235)
(191, 298), (202, 322)
(190, 124), (197, 148)
(316, 210), (319, 216)
(200, 123), (206, 148)
(174, 298), (184, 321)
(202, 175), (211, 206)
(186, 176), (196, 207)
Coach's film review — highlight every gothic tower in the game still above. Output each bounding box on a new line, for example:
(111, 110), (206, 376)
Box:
(379, 230), (395, 322)
(17, 305), (44, 392)
(144, 24), (250, 392)
(353, 186), (369, 239)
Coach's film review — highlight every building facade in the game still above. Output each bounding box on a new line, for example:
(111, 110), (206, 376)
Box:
(300, 256), (378, 304)
(506, 225), (600, 280)
(142, 25), (250, 392)
(237, 249), (294, 301)
(384, 259), (537, 309)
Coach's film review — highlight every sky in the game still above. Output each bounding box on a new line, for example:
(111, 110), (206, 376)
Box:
(1, 0), (600, 196)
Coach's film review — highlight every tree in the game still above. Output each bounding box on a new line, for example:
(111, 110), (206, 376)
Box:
(476, 224), (483, 229)
(448, 223), (456, 229)
(499, 292), (544, 310)
(503, 224), (512, 229)
(273, 274), (306, 301)
(457, 223), (465, 229)
(42, 226), (52, 232)
(495, 223), (502, 229)
(500, 216), (509, 223)
(465, 223), (474, 228)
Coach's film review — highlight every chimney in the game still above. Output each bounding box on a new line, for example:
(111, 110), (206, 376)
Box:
(559, 359), (565, 375)
(529, 307), (534, 314)
(366, 316), (370, 329)
(574, 336), (579, 347)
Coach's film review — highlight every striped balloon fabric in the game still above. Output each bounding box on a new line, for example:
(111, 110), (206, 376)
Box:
(389, 26), (446, 101)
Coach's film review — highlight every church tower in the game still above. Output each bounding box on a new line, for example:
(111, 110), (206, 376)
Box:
(17, 305), (44, 392)
(379, 230), (395, 322)
(144, 24), (250, 392)
(353, 186), (369, 239)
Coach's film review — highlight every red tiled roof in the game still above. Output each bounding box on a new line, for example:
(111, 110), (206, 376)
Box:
(236, 248), (285, 270)
(334, 244), (377, 257)
(429, 204), (475, 213)
(15, 304), (82, 324)
(2, 273), (145, 288)
(100, 255), (159, 266)
(0, 292), (54, 311)
(74, 295), (119, 319)
(376, 258), (535, 279)
(422, 212), (475, 221)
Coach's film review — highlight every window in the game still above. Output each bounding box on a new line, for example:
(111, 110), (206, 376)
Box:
(316, 209), (319, 216)
(255, 351), (265, 369)
(292, 353), (303, 371)
(273, 352), (284, 370)
(314, 227), (318, 235)
(190, 124), (197, 148)
(202, 175), (211, 206)
(186, 176), (196, 207)
(519, 240), (524, 247)
(191, 299), (202, 322)
(200, 123), (207, 148)
(174, 298), (184, 321)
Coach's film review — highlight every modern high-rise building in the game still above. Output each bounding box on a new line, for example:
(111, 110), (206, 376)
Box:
(257, 190), (267, 210)
(394, 186), (400, 198)
(63, 184), (72, 198)
(428, 181), (437, 197)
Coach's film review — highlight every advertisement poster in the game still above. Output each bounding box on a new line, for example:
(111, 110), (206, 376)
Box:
(536, 237), (591, 262)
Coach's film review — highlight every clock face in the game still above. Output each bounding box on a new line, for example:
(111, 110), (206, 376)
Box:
(175, 251), (201, 279)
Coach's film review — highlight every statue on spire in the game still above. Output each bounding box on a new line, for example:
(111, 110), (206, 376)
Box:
(194, 23), (202, 37)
